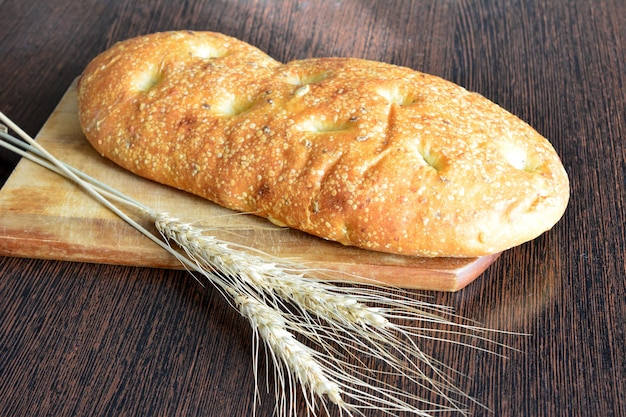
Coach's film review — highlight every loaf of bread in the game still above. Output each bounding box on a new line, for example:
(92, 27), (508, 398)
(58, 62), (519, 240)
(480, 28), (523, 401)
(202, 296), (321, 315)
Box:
(77, 31), (569, 257)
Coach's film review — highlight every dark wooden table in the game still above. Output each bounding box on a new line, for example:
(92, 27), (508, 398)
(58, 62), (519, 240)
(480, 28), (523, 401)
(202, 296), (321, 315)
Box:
(1, 1), (624, 416)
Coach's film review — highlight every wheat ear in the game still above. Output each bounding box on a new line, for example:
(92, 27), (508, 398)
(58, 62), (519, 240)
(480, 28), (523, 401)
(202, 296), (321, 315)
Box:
(0, 112), (515, 416)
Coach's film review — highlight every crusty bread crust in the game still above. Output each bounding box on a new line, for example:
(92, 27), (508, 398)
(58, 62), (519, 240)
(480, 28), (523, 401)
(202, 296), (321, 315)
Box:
(78, 31), (569, 257)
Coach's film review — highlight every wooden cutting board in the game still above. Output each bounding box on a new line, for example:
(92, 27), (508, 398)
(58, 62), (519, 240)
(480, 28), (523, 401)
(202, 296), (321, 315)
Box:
(0, 80), (499, 291)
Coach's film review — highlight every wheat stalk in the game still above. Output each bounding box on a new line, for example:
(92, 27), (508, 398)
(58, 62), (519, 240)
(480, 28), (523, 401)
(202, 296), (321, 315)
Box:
(0, 112), (515, 416)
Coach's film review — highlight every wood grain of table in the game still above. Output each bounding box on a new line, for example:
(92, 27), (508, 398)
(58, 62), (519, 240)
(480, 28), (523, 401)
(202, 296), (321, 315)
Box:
(1, 1), (624, 416)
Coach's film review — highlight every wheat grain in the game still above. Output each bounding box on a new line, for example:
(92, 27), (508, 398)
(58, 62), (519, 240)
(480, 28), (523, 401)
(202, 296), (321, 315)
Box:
(148, 213), (495, 416)
(234, 291), (349, 416)
(154, 213), (389, 328)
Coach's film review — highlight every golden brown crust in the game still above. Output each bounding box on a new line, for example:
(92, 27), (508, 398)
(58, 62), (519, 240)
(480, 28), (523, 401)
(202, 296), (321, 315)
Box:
(78, 31), (569, 257)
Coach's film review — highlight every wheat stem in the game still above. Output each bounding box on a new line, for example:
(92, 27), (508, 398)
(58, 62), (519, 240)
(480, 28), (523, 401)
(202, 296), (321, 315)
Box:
(0, 115), (353, 414)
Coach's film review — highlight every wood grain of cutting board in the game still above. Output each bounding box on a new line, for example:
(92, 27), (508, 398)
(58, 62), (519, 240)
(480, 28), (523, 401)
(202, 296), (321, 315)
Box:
(0, 80), (500, 291)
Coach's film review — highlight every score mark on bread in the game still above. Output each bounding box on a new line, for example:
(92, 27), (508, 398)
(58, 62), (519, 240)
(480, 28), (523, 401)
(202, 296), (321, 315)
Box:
(78, 31), (569, 257)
